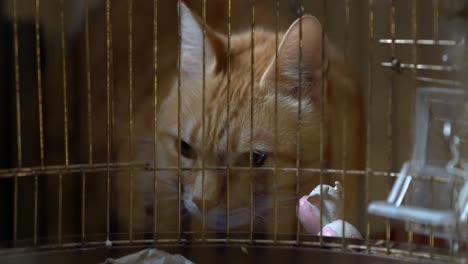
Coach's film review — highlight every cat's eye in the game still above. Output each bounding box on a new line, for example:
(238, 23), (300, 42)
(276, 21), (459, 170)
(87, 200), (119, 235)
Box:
(179, 139), (196, 159)
(237, 151), (268, 167)
(252, 151), (268, 167)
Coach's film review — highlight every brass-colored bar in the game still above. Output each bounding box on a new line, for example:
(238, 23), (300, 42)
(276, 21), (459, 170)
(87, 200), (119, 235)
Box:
(433, 0), (439, 40)
(12, 0), (21, 247)
(2, 237), (455, 262)
(0, 165), (410, 179)
(366, 0), (374, 253)
(34, 0), (43, 247)
(0, 162), (146, 177)
(153, 0), (159, 242)
(177, 0), (182, 241)
(85, 0), (93, 164)
(429, 174), (435, 259)
(319, 0), (328, 247)
(81, 171), (86, 243)
(1, 163), (427, 181)
(58, 174), (63, 245)
(105, 0), (112, 240)
(34, 171), (38, 246)
(380, 62), (456, 72)
(35, 0), (44, 169)
(201, 0), (207, 241)
(415, 76), (462, 87)
(408, 222), (414, 254)
(386, 0), (396, 252)
(59, 0), (69, 168)
(378, 39), (455, 46)
(249, 0), (256, 243)
(226, 0), (232, 240)
(408, 0), (418, 256)
(295, 1), (303, 246)
(341, 0), (351, 250)
(273, 0), (280, 243)
(128, 0), (134, 243)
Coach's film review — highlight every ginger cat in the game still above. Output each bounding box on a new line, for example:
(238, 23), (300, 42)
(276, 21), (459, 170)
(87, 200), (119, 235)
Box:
(153, 2), (365, 237)
(69, 0), (364, 241)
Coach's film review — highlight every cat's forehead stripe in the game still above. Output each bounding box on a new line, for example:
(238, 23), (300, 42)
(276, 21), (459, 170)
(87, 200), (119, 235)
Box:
(186, 30), (280, 155)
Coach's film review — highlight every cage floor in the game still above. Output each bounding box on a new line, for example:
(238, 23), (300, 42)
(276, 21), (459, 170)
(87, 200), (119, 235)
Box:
(0, 244), (445, 264)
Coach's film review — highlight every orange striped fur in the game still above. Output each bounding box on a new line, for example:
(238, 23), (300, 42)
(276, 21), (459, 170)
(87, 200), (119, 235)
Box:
(70, 0), (365, 240)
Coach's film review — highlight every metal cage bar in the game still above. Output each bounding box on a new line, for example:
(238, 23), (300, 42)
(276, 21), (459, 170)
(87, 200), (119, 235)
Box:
(340, 0), (351, 250)
(0, 0), (466, 262)
(105, 0), (112, 244)
(83, 0), (92, 245)
(366, 0), (374, 253)
(226, 0), (232, 241)
(127, 0), (135, 243)
(407, 0), (418, 256)
(386, 0), (397, 252)
(33, 0), (43, 247)
(176, 0), (182, 241)
(152, 0), (159, 243)
(201, 0), (207, 241)
(11, 0), (21, 247)
(249, 0), (255, 243)
(295, 0), (303, 247)
(273, 0), (280, 244)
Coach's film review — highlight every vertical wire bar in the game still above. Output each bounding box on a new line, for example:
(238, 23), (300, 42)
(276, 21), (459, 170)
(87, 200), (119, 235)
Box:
(341, 0), (351, 249)
(226, 0), (232, 240)
(105, 0), (112, 242)
(34, 172), (38, 245)
(387, 0), (396, 252)
(295, 1), (303, 246)
(249, 0), (256, 243)
(432, 0), (439, 41)
(128, 0), (134, 243)
(273, 0), (280, 243)
(35, 0), (44, 168)
(58, 174), (63, 245)
(408, 0), (418, 256)
(59, 0), (69, 168)
(81, 171), (86, 243)
(86, 0), (93, 165)
(84, 0), (92, 244)
(319, 0), (328, 247)
(432, 1), (440, 257)
(12, 0), (21, 247)
(59, 0), (68, 246)
(177, 1), (182, 241)
(152, 0), (159, 242)
(201, 0), (207, 241)
(434, 0), (454, 257)
(110, 27), (116, 163)
(429, 177), (435, 259)
(366, 0), (374, 252)
(430, 0), (439, 257)
(34, 0), (44, 247)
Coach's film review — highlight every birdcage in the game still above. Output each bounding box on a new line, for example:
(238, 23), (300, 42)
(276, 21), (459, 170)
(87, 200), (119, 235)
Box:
(0, 0), (467, 263)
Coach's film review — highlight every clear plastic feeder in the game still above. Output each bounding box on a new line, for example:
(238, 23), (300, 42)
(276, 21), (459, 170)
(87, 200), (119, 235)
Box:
(368, 87), (468, 241)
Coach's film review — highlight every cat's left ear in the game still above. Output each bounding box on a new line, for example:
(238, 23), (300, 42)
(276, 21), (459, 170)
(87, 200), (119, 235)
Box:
(261, 15), (328, 103)
(179, 2), (224, 78)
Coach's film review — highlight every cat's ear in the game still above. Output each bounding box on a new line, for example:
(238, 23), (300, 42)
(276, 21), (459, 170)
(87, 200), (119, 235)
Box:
(261, 15), (328, 103)
(179, 2), (224, 77)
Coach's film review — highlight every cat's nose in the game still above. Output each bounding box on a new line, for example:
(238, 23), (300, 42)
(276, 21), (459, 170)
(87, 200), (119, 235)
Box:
(192, 195), (218, 211)
(191, 171), (224, 211)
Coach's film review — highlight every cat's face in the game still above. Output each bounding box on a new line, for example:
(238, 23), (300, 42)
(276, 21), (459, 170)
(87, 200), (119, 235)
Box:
(156, 3), (328, 232)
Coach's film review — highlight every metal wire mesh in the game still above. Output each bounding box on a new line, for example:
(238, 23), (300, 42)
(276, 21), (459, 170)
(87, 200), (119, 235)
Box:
(0, 0), (466, 263)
